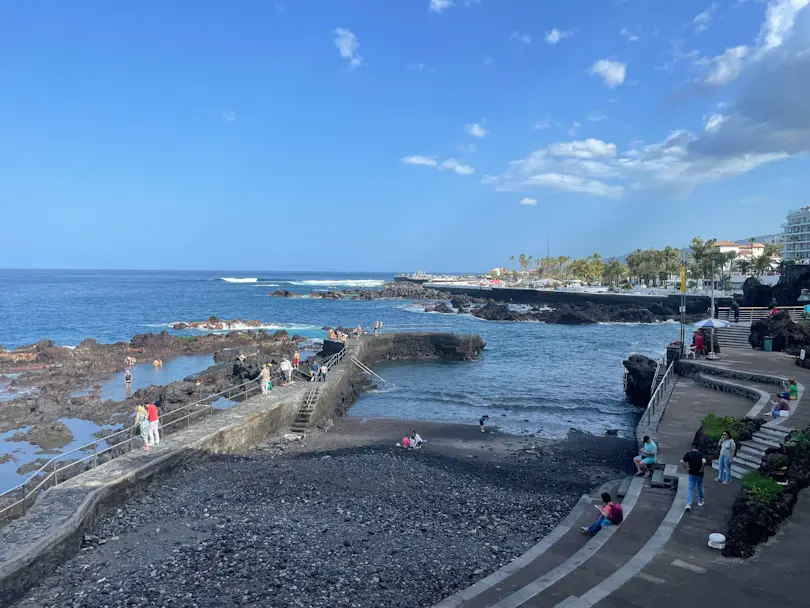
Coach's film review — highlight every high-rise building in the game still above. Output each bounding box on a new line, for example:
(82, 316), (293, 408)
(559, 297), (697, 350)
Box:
(782, 206), (810, 262)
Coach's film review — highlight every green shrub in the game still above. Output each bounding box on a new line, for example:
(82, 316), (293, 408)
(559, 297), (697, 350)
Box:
(701, 413), (745, 442)
(785, 431), (810, 454)
(741, 471), (783, 505)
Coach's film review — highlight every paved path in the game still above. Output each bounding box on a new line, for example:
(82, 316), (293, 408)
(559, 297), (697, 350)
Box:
(437, 347), (809, 608)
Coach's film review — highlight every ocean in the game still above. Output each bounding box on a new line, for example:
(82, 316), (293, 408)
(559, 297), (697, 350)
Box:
(0, 269), (679, 439)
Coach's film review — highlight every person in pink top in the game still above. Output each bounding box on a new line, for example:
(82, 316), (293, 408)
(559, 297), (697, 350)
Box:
(146, 403), (160, 446)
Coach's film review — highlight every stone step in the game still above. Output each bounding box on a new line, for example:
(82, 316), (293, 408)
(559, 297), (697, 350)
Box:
(752, 432), (782, 448)
(738, 444), (767, 459)
(759, 425), (791, 437)
(757, 427), (790, 442)
(733, 454), (762, 470)
(731, 463), (756, 479)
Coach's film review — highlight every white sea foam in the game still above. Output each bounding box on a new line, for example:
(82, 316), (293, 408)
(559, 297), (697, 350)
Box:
(253, 284), (280, 287)
(289, 279), (385, 288)
(146, 321), (319, 332)
(220, 277), (258, 283)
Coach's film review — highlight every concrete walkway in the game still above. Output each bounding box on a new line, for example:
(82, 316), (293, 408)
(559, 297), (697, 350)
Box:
(435, 347), (809, 608)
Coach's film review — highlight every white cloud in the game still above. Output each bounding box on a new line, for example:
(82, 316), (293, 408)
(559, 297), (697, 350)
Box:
(333, 28), (364, 70)
(429, 0), (453, 13)
(401, 155), (438, 167)
(619, 27), (639, 42)
(519, 197), (537, 205)
(439, 158), (475, 175)
(568, 121), (582, 137)
(402, 155), (474, 175)
(548, 138), (617, 159)
(701, 45), (749, 85)
(533, 116), (558, 130)
(704, 113), (728, 131)
(545, 28), (573, 45)
(588, 59), (626, 87)
(222, 110), (236, 122)
(693, 3), (719, 33)
(697, 0), (809, 85)
(465, 121), (488, 138)
(587, 110), (607, 122)
(510, 31), (532, 45)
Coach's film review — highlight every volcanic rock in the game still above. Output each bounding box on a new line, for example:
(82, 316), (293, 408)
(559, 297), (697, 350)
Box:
(425, 302), (454, 314)
(269, 290), (299, 298)
(8, 421), (74, 449)
(622, 354), (657, 407)
(471, 301), (526, 321)
(749, 311), (810, 354)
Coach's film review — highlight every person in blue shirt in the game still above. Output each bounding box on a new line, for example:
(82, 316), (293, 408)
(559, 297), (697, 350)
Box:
(479, 415), (489, 433)
(310, 361), (319, 382)
(633, 435), (657, 477)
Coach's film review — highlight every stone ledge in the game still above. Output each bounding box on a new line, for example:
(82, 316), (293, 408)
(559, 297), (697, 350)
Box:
(696, 374), (771, 419)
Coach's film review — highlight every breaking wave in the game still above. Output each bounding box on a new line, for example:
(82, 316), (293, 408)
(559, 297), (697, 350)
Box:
(288, 279), (385, 288)
(220, 277), (258, 284)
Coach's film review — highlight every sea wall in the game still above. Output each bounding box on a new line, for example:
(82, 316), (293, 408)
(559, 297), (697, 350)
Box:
(0, 387), (304, 605)
(438, 285), (726, 315)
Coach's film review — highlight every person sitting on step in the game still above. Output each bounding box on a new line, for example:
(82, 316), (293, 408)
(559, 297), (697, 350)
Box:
(581, 492), (623, 536)
(633, 435), (657, 477)
(769, 393), (790, 418)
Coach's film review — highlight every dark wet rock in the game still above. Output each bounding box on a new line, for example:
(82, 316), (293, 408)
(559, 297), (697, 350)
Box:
(16, 457), (52, 476)
(749, 311), (810, 354)
(7, 421), (74, 449)
(317, 291), (345, 300)
(425, 302), (454, 314)
(269, 289), (299, 298)
(544, 309), (597, 325)
(347, 282), (450, 301)
(0, 453), (15, 464)
(622, 354), (656, 407)
(471, 301), (526, 321)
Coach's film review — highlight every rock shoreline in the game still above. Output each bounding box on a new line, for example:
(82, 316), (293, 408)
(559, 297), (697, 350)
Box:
(11, 418), (636, 608)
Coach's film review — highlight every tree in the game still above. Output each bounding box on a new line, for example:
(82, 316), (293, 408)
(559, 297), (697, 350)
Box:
(736, 258), (751, 276)
(754, 253), (774, 276)
(587, 252), (605, 283)
(569, 258), (589, 280)
(602, 258), (627, 287)
(764, 243), (782, 258)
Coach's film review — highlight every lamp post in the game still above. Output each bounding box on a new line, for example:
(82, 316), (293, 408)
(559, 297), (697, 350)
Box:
(707, 258), (719, 360)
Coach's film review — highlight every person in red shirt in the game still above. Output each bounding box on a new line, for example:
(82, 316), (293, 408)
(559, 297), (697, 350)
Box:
(146, 403), (160, 446)
(693, 331), (705, 355)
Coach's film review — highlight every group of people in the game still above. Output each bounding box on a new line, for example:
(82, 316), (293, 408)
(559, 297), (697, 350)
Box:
(400, 430), (423, 448)
(257, 351), (305, 394)
(373, 320), (384, 336)
(769, 378), (797, 418)
(134, 402), (160, 452)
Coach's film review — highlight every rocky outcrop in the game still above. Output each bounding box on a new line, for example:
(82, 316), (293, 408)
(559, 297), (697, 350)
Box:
(171, 318), (263, 331)
(471, 301), (526, 321)
(742, 277), (774, 308)
(749, 311), (810, 354)
(622, 354), (657, 407)
(268, 290), (299, 298)
(346, 282), (451, 301)
(424, 302), (454, 314)
(7, 421), (74, 449)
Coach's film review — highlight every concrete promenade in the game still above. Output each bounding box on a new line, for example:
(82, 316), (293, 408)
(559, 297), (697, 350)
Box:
(436, 347), (810, 608)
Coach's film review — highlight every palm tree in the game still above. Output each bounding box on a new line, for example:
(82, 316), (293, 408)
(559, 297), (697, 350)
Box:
(736, 259), (751, 276)
(754, 253), (773, 276)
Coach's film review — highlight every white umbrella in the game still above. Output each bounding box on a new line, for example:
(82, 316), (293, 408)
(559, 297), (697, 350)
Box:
(693, 319), (729, 359)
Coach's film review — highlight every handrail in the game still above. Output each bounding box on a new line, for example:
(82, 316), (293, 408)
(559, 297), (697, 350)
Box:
(351, 357), (387, 384)
(716, 305), (804, 324)
(651, 356), (663, 394)
(646, 360), (676, 425)
(0, 363), (293, 523)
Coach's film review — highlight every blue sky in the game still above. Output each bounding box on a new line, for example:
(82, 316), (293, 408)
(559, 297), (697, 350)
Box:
(2, 0), (809, 272)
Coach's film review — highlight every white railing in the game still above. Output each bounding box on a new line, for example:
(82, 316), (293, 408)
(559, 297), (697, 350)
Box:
(351, 357), (387, 384)
(716, 306), (804, 324)
(646, 360), (676, 424)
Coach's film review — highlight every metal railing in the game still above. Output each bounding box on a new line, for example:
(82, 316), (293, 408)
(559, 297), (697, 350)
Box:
(647, 360), (676, 424)
(0, 367), (293, 525)
(351, 357), (387, 384)
(0, 348), (352, 525)
(716, 305), (804, 324)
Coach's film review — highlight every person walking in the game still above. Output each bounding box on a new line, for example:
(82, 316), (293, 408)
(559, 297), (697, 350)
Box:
(682, 442), (706, 510)
(374, 321), (379, 336)
(731, 300), (740, 323)
(135, 405), (150, 452)
(124, 369), (133, 392)
(146, 402), (160, 447)
(379, 320), (384, 335)
(715, 430), (735, 484)
(259, 364), (271, 395)
(280, 358), (292, 385)
(581, 492), (623, 536)
(310, 361), (319, 382)
(293, 350), (300, 371)
(319, 363), (328, 382)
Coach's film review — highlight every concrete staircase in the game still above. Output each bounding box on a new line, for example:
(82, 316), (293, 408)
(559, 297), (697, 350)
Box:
(716, 323), (751, 350)
(289, 384), (321, 434)
(712, 424), (791, 479)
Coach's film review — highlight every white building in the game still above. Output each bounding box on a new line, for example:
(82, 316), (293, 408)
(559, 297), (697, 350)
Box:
(713, 240), (740, 256)
(782, 206), (810, 261)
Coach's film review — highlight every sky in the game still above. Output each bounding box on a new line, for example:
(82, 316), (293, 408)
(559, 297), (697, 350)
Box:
(2, 0), (809, 272)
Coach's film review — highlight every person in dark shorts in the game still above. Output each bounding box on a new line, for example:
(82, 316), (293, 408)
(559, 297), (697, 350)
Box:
(479, 415), (489, 433)
(682, 442), (707, 510)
